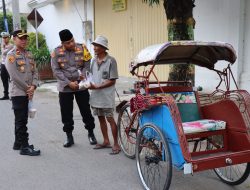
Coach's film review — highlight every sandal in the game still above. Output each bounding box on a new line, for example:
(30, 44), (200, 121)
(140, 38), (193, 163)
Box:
(109, 148), (121, 155)
(93, 143), (112, 149)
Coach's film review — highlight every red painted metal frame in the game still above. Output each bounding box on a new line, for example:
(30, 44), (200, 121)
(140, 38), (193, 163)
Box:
(127, 43), (250, 173)
(192, 150), (250, 172)
(186, 129), (228, 157)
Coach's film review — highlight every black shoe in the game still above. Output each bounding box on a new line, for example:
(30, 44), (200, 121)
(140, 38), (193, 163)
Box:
(63, 135), (74, 148)
(88, 133), (97, 145)
(20, 145), (40, 156)
(0, 96), (9, 100)
(13, 142), (21, 150)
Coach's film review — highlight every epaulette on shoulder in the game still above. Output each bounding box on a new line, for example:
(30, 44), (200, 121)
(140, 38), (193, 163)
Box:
(8, 48), (15, 55)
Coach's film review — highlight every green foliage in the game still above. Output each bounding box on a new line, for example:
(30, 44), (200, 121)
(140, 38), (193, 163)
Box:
(27, 32), (51, 71)
(0, 13), (27, 33)
(21, 17), (27, 30)
(27, 32), (48, 50)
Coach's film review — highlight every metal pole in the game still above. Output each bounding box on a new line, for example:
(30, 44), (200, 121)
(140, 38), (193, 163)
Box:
(12, 0), (21, 30)
(35, 8), (38, 49)
(84, 0), (87, 21)
(2, 0), (9, 32)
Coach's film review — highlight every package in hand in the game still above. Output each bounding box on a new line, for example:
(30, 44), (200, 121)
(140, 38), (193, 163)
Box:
(79, 71), (94, 89)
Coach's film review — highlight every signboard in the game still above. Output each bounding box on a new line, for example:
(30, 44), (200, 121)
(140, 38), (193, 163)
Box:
(112, 0), (126, 12)
(27, 8), (44, 49)
(27, 8), (43, 28)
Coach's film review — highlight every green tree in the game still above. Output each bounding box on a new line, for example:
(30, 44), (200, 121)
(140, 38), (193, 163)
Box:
(0, 13), (27, 33)
(143, 0), (195, 83)
(27, 32), (51, 71)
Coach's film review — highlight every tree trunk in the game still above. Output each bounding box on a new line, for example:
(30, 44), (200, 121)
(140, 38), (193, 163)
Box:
(164, 0), (195, 84)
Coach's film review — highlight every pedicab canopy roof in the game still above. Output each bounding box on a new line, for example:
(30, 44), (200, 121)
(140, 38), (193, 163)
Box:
(130, 41), (237, 74)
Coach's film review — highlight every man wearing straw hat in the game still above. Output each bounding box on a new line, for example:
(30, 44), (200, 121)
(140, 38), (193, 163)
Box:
(89, 35), (120, 155)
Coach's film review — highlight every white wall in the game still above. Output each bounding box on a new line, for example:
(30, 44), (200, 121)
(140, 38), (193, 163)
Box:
(19, 0), (32, 13)
(194, 0), (245, 92)
(28, 0), (94, 51)
(240, 0), (250, 90)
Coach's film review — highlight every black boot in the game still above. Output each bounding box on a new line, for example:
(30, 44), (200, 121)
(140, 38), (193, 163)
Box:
(13, 136), (21, 150)
(20, 145), (40, 156)
(63, 132), (74, 147)
(88, 131), (97, 145)
(0, 96), (9, 100)
(13, 142), (21, 150)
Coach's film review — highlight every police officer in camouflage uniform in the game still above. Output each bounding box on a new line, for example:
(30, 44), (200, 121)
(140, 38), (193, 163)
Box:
(5, 30), (40, 156)
(51, 29), (97, 148)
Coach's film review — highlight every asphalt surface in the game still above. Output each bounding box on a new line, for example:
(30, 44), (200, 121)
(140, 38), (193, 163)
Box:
(0, 77), (249, 190)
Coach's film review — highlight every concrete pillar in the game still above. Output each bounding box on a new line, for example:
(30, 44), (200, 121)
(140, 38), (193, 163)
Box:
(239, 0), (250, 91)
(12, 0), (21, 30)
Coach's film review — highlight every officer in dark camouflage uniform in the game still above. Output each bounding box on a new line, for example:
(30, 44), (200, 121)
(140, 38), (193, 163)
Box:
(51, 29), (97, 147)
(5, 30), (40, 156)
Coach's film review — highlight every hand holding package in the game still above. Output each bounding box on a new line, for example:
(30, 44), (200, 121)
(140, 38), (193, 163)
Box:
(79, 71), (94, 89)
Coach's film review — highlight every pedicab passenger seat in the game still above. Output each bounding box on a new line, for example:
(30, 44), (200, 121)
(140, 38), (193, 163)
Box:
(182, 119), (226, 134)
(148, 85), (227, 157)
(148, 85), (227, 135)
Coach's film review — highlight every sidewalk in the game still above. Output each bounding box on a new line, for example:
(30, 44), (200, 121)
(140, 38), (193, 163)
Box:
(37, 76), (136, 102)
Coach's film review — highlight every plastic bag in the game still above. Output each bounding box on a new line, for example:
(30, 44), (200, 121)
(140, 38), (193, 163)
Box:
(28, 100), (37, 119)
(79, 71), (94, 89)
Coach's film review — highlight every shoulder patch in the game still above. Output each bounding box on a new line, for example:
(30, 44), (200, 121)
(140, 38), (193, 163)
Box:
(83, 46), (92, 61)
(8, 55), (15, 64)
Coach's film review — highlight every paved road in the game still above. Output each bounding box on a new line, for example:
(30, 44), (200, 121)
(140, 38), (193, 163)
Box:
(0, 77), (249, 190)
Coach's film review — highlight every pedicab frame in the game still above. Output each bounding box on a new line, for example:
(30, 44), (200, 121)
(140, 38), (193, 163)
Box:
(117, 41), (250, 190)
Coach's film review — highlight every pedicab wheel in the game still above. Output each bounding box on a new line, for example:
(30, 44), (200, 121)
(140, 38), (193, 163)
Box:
(136, 123), (172, 190)
(214, 163), (250, 185)
(117, 104), (138, 159)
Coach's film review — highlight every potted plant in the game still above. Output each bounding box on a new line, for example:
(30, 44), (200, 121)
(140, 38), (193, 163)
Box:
(27, 32), (53, 80)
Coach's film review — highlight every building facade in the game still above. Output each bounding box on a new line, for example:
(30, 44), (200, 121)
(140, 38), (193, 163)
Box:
(1, 0), (249, 92)
(94, 0), (250, 92)
(27, 0), (94, 50)
(194, 0), (249, 92)
(94, 0), (169, 78)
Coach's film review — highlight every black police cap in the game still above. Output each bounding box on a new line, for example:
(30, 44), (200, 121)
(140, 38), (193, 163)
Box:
(12, 29), (28, 38)
(59, 29), (73, 42)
